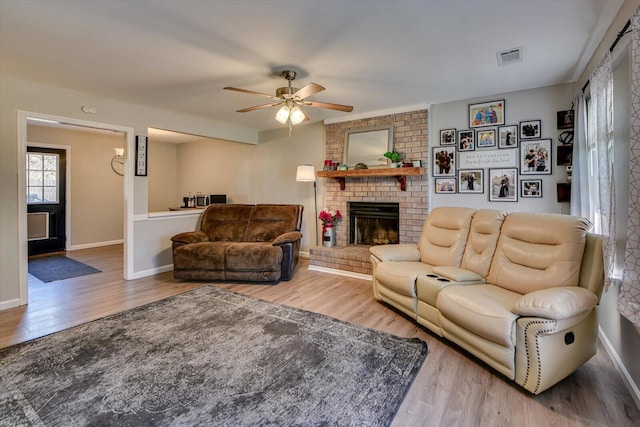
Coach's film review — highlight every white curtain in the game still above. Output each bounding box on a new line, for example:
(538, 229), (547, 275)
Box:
(589, 53), (616, 291)
(619, 7), (640, 328)
(570, 91), (590, 219)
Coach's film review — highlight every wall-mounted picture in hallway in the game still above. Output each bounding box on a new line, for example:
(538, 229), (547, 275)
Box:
(489, 168), (518, 202)
(458, 169), (483, 193)
(432, 146), (456, 177)
(521, 139), (552, 175)
(469, 100), (505, 128)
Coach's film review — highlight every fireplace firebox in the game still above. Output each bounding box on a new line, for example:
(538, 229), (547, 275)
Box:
(348, 202), (400, 245)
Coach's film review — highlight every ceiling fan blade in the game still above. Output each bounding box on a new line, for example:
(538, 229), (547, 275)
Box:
(224, 86), (280, 100)
(293, 83), (325, 100)
(237, 102), (282, 113)
(304, 101), (354, 112)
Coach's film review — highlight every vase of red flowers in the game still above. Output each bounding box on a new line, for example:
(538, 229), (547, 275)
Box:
(319, 208), (342, 247)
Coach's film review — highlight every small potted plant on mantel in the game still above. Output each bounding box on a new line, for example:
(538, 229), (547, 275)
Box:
(384, 150), (401, 168)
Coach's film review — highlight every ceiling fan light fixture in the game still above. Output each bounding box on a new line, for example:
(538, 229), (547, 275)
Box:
(275, 105), (290, 124)
(290, 106), (306, 125)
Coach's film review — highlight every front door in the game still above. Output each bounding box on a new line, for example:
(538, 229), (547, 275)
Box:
(27, 147), (67, 256)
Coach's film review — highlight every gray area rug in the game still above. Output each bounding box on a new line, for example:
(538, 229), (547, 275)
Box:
(28, 255), (101, 283)
(0, 286), (427, 426)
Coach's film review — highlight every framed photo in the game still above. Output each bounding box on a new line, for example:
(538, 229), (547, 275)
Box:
(432, 146), (456, 177)
(498, 125), (518, 148)
(435, 178), (457, 194)
(488, 168), (518, 202)
(521, 179), (542, 198)
(476, 128), (496, 149)
(457, 130), (474, 151)
(135, 135), (148, 177)
(521, 139), (552, 175)
(557, 145), (572, 166)
(458, 169), (484, 194)
(557, 110), (574, 130)
(440, 128), (456, 145)
(519, 120), (541, 139)
(469, 100), (505, 128)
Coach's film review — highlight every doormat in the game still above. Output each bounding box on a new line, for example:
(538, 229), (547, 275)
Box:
(0, 286), (427, 426)
(28, 255), (101, 283)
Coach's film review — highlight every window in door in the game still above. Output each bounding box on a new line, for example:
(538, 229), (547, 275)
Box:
(27, 152), (59, 204)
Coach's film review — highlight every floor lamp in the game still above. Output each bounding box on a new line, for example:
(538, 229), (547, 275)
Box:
(296, 164), (318, 246)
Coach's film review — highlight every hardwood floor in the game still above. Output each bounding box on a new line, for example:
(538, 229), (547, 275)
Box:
(2, 245), (638, 426)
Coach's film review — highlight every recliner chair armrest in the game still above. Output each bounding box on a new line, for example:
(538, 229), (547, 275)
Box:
(370, 244), (421, 262)
(272, 231), (303, 246)
(432, 266), (485, 282)
(512, 286), (598, 320)
(170, 231), (209, 244)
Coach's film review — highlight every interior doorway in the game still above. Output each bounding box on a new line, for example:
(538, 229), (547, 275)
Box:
(17, 111), (135, 306)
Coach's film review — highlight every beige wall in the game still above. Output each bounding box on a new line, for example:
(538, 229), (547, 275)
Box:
(256, 122), (326, 250)
(177, 138), (255, 205)
(148, 141), (178, 212)
(27, 125), (125, 247)
(0, 74), (258, 305)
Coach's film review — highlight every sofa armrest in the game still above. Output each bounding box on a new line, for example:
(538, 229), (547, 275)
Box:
(272, 231), (303, 246)
(432, 266), (484, 283)
(171, 230), (209, 244)
(370, 244), (421, 262)
(512, 286), (598, 320)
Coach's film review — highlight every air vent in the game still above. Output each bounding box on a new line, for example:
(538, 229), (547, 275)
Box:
(497, 47), (523, 66)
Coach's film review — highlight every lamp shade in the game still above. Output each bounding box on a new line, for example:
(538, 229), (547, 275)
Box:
(296, 164), (316, 182)
(289, 106), (306, 125)
(275, 105), (290, 124)
(114, 148), (125, 157)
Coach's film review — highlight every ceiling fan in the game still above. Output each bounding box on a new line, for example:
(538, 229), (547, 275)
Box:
(224, 70), (353, 126)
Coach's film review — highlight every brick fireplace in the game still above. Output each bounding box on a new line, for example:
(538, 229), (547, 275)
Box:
(309, 109), (430, 276)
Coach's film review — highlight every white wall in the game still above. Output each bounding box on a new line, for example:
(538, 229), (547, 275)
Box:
(430, 83), (576, 214)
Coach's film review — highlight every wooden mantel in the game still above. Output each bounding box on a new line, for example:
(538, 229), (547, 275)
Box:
(317, 167), (425, 191)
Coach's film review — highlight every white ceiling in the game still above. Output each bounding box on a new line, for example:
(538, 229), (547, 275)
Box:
(0, 0), (625, 132)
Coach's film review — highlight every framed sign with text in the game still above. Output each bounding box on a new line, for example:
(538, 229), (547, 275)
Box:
(458, 149), (517, 169)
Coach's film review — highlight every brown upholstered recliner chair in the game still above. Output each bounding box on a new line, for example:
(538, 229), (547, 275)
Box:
(171, 204), (303, 283)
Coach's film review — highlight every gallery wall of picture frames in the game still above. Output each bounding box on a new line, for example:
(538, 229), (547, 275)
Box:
(434, 100), (574, 203)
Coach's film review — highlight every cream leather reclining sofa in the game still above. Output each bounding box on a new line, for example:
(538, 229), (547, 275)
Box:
(370, 207), (604, 394)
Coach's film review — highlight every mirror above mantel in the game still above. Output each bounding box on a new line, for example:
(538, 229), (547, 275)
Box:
(343, 125), (393, 168)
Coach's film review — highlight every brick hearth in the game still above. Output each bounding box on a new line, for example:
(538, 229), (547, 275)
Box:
(309, 245), (373, 275)
(309, 109), (430, 275)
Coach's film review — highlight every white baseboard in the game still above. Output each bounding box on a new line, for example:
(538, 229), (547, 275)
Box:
(0, 298), (21, 311)
(307, 265), (371, 281)
(598, 326), (640, 409)
(128, 264), (174, 280)
(70, 239), (124, 251)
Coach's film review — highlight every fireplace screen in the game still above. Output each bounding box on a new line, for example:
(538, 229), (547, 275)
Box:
(349, 202), (400, 245)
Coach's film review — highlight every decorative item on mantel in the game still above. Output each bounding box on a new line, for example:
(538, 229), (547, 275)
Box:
(384, 150), (401, 168)
(319, 208), (342, 247)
